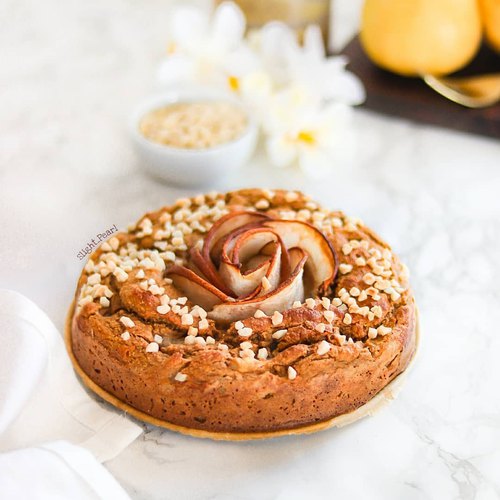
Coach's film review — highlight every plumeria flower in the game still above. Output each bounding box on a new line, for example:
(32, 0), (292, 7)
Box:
(259, 23), (365, 106)
(157, 2), (259, 90)
(262, 85), (318, 134)
(265, 90), (355, 178)
(236, 70), (274, 124)
(249, 22), (298, 87)
(154, 1), (364, 178)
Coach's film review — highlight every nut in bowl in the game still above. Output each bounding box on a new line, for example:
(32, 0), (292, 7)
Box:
(130, 88), (257, 187)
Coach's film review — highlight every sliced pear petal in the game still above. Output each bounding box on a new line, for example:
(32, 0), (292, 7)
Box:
(225, 228), (291, 285)
(208, 252), (307, 323)
(216, 220), (273, 265)
(204, 211), (270, 262)
(263, 219), (337, 293)
(219, 240), (282, 298)
(240, 242), (282, 300)
(189, 247), (235, 297)
(263, 243), (282, 290)
(231, 229), (278, 265)
(242, 253), (269, 273)
(219, 260), (270, 297)
(218, 228), (282, 298)
(288, 247), (306, 268)
(166, 265), (230, 310)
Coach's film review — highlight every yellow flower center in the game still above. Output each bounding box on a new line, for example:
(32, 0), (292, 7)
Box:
(228, 75), (240, 92)
(167, 41), (177, 55)
(296, 130), (316, 145)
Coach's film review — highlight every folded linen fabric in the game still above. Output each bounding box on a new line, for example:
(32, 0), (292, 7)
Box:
(0, 290), (142, 498)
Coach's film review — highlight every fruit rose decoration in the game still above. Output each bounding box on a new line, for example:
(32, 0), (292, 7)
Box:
(166, 211), (338, 322)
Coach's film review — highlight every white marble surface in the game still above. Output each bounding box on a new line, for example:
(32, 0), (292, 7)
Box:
(1, 0), (500, 498)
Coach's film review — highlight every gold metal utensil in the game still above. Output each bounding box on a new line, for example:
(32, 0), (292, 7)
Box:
(423, 73), (500, 108)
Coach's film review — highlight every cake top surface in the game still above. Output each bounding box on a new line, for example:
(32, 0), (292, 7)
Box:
(74, 188), (411, 378)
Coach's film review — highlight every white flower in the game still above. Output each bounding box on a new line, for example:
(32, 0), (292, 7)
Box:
(251, 22), (297, 87)
(237, 70), (274, 123)
(153, 2), (364, 178)
(265, 92), (355, 178)
(263, 85), (317, 134)
(259, 23), (365, 106)
(157, 2), (258, 90)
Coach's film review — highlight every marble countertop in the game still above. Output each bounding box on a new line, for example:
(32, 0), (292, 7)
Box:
(1, 0), (500, 498)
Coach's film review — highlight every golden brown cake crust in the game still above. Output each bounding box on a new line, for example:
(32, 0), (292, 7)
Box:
(70, 189), (417, 433)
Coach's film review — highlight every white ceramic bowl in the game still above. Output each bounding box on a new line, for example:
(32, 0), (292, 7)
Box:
(130, 88), (258, 187)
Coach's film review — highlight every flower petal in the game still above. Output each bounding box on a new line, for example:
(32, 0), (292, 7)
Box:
(170, 6), (208, 53)
(156, 55), (196, 86)
(266, 136), (297, 168)
(258, 22), (297, 85)
(211, 1), (246, 52)
(320, 61), (366, 105)
(303, 25), (326, 61)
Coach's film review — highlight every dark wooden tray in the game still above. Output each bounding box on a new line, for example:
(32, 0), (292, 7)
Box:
(342, 37), (500, 139)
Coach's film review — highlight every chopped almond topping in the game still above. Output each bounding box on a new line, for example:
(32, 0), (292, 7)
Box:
(257, 348), (268, 360)
(377, 325), (392, 336)
(323, 310), (335, 323)
(342, 244), (353, 256)
(339, 263), (353, 274)
(238, 327), (253, 337)
(317, 340), (331, 355)
(174, 372), (188, 382)
(272, 329), (287, 340)
(315, 323), (326, 333)
(145, 342), (159, 353)
(253, 310), (267, 318)
(305, 298), (316, 309)
(120, 316), (135, 328)
(272, 311), (284, 326)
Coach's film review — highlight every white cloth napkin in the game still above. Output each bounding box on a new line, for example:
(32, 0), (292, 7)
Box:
(0, 441), (131, 500)
(0, 289), (142, 498)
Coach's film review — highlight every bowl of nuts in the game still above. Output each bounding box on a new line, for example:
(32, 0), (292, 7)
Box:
(130, 87), (258, 187)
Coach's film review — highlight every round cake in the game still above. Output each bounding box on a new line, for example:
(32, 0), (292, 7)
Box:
(69, 189), (417, 436)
